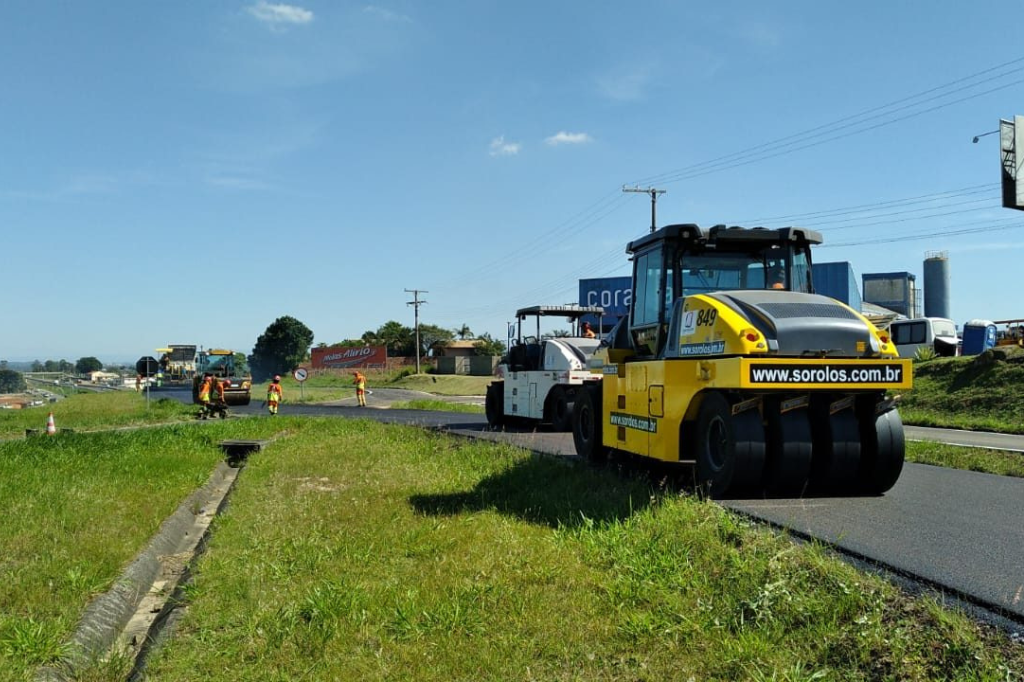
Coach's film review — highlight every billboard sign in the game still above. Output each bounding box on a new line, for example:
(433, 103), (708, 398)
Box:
(311, 345), (387, 369)
(1001, 116), (1024, 211)
(579, 277), (631, 329)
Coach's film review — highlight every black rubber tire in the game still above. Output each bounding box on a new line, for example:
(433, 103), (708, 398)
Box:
(763, 407), (813, 497)
(694, 392), (766, 499)
(485, 383), (504, 428)
(546, 386), (574, 432)
(808, 403), (862, 494)
(572, 384), (606, 464)
(857, 407), (905, 495)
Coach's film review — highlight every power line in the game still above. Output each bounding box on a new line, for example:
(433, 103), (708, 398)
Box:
(821, 218), (1023, 248)
(736, 183), (997, 224)
(437, 190), (629, 289)
(632, 57), (1024, 187)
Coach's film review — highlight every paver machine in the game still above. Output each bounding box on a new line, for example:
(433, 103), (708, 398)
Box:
(191, 349), (253, 407)
(571, 224), (911, 498)
(486, 305), (604, 431)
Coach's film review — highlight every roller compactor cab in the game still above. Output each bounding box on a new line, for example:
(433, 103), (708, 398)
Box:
(571, 224), (911, 498)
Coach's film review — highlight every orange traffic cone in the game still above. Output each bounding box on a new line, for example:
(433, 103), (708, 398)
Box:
(46, 413), (56, 435)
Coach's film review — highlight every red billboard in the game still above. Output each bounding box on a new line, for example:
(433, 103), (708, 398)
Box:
(311, 345), (387, 369)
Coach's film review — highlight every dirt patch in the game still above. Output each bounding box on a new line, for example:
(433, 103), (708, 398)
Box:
(295, 476), (344, 493)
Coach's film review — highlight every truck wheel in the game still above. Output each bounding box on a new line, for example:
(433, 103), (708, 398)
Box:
(546, 386), (573, 431)
(485, 383), (504, 428)
(572, 385), (606, 464)
(694, 392), (765, 498)
(857, 407), (905, 495)
(763, 407), (812, 497)
(808, 403), (861, 494)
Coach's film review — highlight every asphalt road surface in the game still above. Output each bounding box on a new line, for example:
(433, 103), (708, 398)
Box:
(163, 387), (1024, 622)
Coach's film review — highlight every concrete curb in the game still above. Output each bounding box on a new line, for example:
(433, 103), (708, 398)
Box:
(36, 461), (239, 681)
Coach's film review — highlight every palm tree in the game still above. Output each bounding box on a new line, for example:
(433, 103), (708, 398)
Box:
(455, 323), (474, 340)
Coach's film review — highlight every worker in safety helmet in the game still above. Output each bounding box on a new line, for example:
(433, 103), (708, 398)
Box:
(353, 371), (367, 407)
(213, 377), (227, 404)
(197, 373), (213, 418)
(266, 375), (283, 415)
(581, 321), (597, 338)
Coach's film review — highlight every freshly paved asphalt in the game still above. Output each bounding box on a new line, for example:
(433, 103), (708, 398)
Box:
(165, 387), (1024, 622)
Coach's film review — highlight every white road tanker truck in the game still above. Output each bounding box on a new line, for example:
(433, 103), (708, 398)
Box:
(485, 305), (604, 431)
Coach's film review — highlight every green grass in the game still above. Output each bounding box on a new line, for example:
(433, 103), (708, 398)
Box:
(388, 373), (492, 396)
(0, 391), (195, 438)
(145, 420), (1024, 681)
(389, 399), (484, 413)
(0, 419), (300, 680)
(901, 347), (1024, 434)
(0, 424), (236, 678)
(905, 440), (1024, 478)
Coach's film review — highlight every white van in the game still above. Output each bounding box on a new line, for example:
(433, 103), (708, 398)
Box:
(888, 317), (958, 358)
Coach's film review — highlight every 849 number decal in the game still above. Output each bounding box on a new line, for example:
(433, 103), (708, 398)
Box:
(697, 308), (718, 326)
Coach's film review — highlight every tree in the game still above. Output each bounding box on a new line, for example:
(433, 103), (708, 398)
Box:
(363, 321), (414, 356)
(75, 357), (103, 374)
(551, 329), (571, 338)
(0, 369), (27, 393)
(43, 360), (60, 372)
(248, 316), (315, 382)
(454, 323), (474, 340)
(31, 360), (44, 372)
(473, 333), (507, 357)
(418, 324), (455, 356)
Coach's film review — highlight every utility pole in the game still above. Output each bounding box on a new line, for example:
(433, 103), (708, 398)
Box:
(405, 288), (428, 374)
(622, 185), (666, 233)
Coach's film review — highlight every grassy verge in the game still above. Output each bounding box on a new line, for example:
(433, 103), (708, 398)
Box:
(0, 422), (282, 679)
(0, 391), (195, 438)
(389, 399), (484, 414)
(388, 373), (492, 396)
(146, 420), (1023, 680)
(901, 348), (1024, 434)
(906, 440), (1024, 478)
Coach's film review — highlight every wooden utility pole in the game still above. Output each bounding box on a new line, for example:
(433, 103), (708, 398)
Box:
(623, 185), (666, 233)
(405, 288), (428, 374)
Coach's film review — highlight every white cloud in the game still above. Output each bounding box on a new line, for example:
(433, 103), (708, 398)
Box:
(545, 131), (593, 146)
(489, 136), (521, 157)
(248, 1), (313, 28)
(363, 5), (412, 23)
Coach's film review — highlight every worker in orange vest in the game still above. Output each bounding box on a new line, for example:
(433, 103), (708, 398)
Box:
(214, 377), (227, 404)
(353, 371), (367, 407)
(197, 374), (213, 418)
(266, 375), (283, 415)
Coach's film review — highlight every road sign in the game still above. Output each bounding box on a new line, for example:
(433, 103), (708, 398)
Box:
(293, 368), (308, 382)
(136, 356), (160, 378)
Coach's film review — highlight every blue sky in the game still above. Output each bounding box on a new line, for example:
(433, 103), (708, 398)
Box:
(3, 1), (1022, 361)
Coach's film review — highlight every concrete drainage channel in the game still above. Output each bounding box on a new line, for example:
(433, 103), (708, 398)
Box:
(36, 439), (268, 682)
